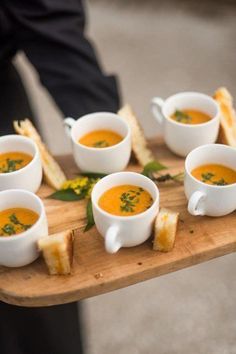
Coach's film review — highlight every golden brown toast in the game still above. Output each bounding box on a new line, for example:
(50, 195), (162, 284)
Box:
(153, 208), (179, 252)
(118, 104), (155, 166)
(38, 230), (74, 275)
(214, 87), (236, 147)
(14, 119), (66, 190)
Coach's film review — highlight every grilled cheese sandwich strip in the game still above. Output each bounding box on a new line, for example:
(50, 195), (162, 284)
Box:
(38, 230), (74, 275)
(118, 104), (155, 166)
(14, 119), (66, 190)
(214, 87), (236, 147)
(153, 208), (179, 252)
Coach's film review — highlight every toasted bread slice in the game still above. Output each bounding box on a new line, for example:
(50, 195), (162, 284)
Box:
(13, 119), (66, 190)
(38, 230), (74, 275)
(214, 87), (236, 147)
(153, 208), (179, 252)
(118, 104), (155, 166)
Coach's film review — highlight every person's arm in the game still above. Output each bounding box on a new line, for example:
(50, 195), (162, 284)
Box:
(4, 0), (120, 117)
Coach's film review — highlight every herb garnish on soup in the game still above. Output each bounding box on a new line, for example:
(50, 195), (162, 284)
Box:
(98, 185), (153, 216)
(79, 130), (123, 148)
(0, 152), (33, 173)
(0, 208), (39, 236)
(191, 164), (236, 186)
(171, 109), (211, 125)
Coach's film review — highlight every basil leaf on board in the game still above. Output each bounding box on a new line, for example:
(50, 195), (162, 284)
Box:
(80, 172), (107, 179)
(48, 189), (86, 201)
(142, 160), (167, 178)
(84, 199), (95, 232)
(154, 172), (184, 183)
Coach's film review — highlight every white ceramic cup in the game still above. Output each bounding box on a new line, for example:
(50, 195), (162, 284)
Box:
(0, 135), (43, 193)
(64, 112), (131, 174)
(91, 172), (159, 253)
(151, 92), (220, 157)
(0, 189), (48, 267)
(185, 144), (236, 217)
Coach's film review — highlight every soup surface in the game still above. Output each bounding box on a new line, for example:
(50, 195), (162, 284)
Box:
(191, 164), (236, 186)
(0, 152), (33, 173)
(79, 130), (123, 148)
(98, 185), (153, 216)
(170, 109), (211, 125)
(0, 208), (39, 237)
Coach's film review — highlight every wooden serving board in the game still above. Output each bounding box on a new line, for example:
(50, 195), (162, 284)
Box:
(0, 140), (236, 307)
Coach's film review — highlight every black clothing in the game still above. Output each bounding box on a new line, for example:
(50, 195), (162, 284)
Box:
(0, 0), (120, 131)
(0, 62), (36, 134)
(0, 302), (84, 354)
(0, 1), (120, 354)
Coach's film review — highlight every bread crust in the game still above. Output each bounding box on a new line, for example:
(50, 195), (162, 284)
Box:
(118, 104), (155, 166)
(14, 119), (66, 190)
(153, 208), (179, 252)
(38, 230), (74, 275)
(214, 87), (236, 147)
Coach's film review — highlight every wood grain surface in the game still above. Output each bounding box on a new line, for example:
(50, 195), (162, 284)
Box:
(0, 140), (236, 307)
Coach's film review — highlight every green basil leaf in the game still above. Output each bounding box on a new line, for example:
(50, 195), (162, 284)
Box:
(48, 189), (86, 201)
(80, 172), (107, 179)
(142, 160), (167, 178)
(84, 199), (95, 232)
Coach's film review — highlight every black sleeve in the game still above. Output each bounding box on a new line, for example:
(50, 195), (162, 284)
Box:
(3, 0), (121, 117)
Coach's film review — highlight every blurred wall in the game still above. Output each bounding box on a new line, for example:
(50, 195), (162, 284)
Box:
(15, 0), (236, 154)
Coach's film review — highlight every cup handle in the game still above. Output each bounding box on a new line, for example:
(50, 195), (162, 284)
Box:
(64, 117), (76, 138)
(151, 97), (165, 126)
(188, 191), (206, 216)
(105, 225), (122, 254)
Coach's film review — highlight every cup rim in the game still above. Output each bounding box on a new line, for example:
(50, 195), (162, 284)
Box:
(0, 189), (46, 241)
(162, 91), (220, 128)
(70, 112), (131, 152)
(0, 135), (39, 177)
(185, 143), (236, 189)
(92, 171), (159, 220)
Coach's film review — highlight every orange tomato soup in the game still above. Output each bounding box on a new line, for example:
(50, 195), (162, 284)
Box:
(0, 208), (39, 236)
(79, 130), (123, 148)
(170, 109), (211, 125)
(0, 152), (33, 173)
(191, 164), (236, 186)
(98, 185), (153, 216)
